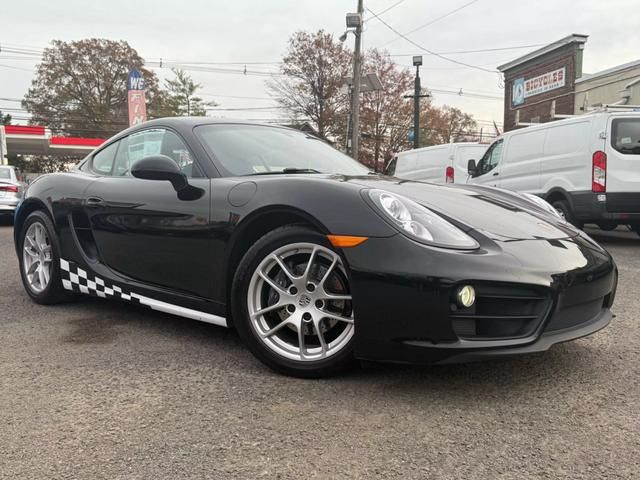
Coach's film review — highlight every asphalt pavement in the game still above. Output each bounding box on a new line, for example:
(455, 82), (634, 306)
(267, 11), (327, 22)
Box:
(1, 220), (639, 479)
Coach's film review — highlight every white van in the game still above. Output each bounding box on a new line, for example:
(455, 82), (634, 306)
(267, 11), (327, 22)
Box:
(467, 111), (640, 234)
(386, 142), (488, 184)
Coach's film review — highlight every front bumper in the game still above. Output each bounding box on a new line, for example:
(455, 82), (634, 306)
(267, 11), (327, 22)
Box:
(343, 230), (617, 365)
(434, 307), (612, 363)
(0, 197), (20, 213)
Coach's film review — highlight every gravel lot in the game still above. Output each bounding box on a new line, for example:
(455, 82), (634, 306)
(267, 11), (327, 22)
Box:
(1, 220), (639, 479)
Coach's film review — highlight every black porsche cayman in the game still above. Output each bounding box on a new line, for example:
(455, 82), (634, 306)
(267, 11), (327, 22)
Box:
(14, 118), (617, 377)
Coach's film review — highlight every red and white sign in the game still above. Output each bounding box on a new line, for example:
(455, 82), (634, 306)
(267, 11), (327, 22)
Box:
(523, 67), (566, 98)
(127, 68), (147, 127)
(127, 90), (147, 127)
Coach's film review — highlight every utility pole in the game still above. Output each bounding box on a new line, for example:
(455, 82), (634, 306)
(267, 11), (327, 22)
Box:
(413, 62), (421, 149)
(404, 56), (429, 149)
(350, 0), (364, 160)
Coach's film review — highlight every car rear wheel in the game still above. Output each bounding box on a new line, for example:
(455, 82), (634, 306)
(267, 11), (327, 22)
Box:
(232, 226), (355, 378)
(19, 211), (70, 304)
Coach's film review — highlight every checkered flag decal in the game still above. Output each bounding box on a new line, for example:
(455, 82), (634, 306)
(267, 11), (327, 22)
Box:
(60, 258), (140, 304)
(57, 258), (227, 328)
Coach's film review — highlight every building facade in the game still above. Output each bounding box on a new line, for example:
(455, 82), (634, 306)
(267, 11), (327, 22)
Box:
(498, 34), (588, 132)
(498, 34), (640, 132)
(575, 60), (640, 112)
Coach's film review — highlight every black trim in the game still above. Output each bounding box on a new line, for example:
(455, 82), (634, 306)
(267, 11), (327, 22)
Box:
(434, 308), (612, 364)
(567, 190), (640, 222)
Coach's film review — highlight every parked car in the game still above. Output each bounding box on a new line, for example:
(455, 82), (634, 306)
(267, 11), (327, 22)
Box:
(467, 111), (640, 235)
(0, 165), (25, 221)
(14, 118), (616, 377)
(385, 142), (488, 184)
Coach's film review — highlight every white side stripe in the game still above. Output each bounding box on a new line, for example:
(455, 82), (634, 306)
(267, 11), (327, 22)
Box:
(131, 293), (228, 328)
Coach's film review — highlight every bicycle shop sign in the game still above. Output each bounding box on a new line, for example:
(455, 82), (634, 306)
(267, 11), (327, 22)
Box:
(512, 67), (566, 106)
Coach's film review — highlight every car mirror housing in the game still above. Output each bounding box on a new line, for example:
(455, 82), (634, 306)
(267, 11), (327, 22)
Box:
(467, 159), (477, 176)
(131, 155), (189, 192)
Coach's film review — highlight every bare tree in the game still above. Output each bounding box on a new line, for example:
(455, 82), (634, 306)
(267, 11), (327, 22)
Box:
(269, 30), (351, 141)
(359, 49), (414, 171)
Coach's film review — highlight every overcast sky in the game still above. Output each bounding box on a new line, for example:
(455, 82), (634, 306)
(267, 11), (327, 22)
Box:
(1, 0), (639, 130)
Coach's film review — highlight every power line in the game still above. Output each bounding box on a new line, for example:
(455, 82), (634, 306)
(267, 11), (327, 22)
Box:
(364, 0), (407, 21)
(387, 44), (545, 57)
(380, 0), (480, 47)
(365, 7), (497, 73)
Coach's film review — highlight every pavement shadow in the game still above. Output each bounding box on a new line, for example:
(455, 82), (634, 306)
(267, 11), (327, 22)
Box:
(324, 341), (606, 401)
(584, 227), (639, 247)
(60, 295), (240, 346)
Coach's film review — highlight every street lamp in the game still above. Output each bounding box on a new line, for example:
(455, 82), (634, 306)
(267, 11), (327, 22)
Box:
(412, 56), (423, 148)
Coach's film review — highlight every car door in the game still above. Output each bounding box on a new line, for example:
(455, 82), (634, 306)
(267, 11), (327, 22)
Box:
(83, 128), (213, 298)
(468, 139), (504, 186)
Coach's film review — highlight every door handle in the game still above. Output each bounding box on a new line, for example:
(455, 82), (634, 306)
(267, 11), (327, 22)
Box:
(492, 172), (499, 176)
(86, 196), (105, 207)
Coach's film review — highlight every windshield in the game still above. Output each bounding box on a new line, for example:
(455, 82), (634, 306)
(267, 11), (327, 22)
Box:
(0, 168), (11, 180)
(195, 124), (370, 177)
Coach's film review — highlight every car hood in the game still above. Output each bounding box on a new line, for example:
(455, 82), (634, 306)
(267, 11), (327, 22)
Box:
(341, 176), (579, 241)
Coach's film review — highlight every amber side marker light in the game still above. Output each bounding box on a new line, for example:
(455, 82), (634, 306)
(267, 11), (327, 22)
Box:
(327, 235), (368, 248)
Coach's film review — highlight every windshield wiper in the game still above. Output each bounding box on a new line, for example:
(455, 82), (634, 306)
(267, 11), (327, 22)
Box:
(244, 168), (323, 176)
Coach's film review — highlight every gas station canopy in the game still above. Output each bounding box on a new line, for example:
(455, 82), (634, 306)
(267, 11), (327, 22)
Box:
(1, 125), (105, 164)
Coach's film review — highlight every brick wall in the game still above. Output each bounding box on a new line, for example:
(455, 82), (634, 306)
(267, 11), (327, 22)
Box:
(503, 45), (581, 131)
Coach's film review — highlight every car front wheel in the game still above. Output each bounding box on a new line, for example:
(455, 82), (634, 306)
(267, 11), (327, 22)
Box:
(232, 226), (355, 378)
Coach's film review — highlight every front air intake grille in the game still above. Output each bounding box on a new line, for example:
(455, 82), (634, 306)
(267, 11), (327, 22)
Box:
(450, 285), (552, 340)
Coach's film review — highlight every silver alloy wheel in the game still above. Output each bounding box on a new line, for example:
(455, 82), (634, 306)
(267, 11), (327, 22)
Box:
(22, 222), (52, 294)
(247, 242), (355, 362)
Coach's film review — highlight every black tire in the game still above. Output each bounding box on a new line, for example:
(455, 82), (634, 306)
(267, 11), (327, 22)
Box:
(551, 200), (582, 229)
(18, 210), (71, 304)
(597, 222), (618, 231)
(231, 225), (355, 378)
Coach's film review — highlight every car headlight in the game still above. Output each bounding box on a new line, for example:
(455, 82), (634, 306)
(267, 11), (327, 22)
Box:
(368, 189), (479, 250)
(522, 193), (563, 220)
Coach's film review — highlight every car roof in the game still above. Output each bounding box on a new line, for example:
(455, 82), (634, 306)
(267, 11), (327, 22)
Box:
(108, 117), (298, 144)
(122, 116), (290, 133)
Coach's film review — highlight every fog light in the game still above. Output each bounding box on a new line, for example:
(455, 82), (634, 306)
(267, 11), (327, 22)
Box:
(457, 285), (476, 308)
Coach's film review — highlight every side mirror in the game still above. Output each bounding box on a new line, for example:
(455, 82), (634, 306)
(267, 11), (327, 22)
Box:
(131, 155), (188, 192)
(467, 159), (477, 176)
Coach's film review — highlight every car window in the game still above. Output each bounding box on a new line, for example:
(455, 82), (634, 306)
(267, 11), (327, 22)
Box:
(611, 118), (640, 155)
(114, 128), (202, 178)
(91, 141), (120, 176)
(474, 140), (503, 177)
(0, 167), (11, 180)
(385, 157), (397, 176)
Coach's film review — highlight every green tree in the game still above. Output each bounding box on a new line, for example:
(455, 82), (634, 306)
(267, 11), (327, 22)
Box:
(1, 111), (11, 125)
(23, 38), (164, 138)
(162, 68), (213, 116)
